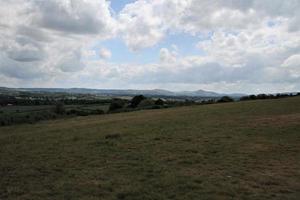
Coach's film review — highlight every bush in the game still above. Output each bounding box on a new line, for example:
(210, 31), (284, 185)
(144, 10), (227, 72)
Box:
(184, 99), (195, 106)
(109, 99), (126, 111)
(257, 94), (268, 99)
(94, 109), (105, 115)
(66, 109), (104, 116)
(218, 96), (234, 103)
(138, 99), (155, 108)
(88, 109), (105, 115)
(200, 99), (215, 104)
(54, 102), (65, 114)
(75, 110), (89, 116)
(240, 95), (256, 101)
(155, 98), (164, 105)
(105, 133), (121, 139)
(129, 95), (146, 108)
(151, 105), (163, 109)
(0, 120), (5, 126)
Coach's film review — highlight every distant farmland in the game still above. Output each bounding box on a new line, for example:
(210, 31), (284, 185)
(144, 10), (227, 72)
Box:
(0, 97), (300, 200)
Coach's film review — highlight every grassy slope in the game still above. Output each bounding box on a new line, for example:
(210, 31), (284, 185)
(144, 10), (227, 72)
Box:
(0, 97), (300, 200)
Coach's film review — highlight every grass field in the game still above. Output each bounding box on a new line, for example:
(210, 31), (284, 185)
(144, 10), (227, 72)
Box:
(0, 104), (110, 126)
(0, 97), (300, 200)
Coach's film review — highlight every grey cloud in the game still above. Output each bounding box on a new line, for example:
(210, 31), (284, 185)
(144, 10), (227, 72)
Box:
(33, 0), (112, 35)
(130, 56), (298, 86)
(0, 0), (114, 82)
(6, 36), (46, 62)
(58, 50), (84, 72)
(17, 26), (51, 42)
(0, 53), (46, 79)
(7, 49), (45, 62)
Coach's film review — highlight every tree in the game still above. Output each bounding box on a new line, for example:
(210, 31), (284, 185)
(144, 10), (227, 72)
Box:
(54, 102), (65, 114)
(217, 96), (234, 103)
(155, 98), (164, 105)
(129, 95), (146, 108)
(257, 94), (268, 99)
(109, 99), (125, 111)
(138, 99), (155, 108)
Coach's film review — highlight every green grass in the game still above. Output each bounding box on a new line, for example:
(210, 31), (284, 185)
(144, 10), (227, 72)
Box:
(0, 104), (110, 114)
(0, 97), (300, 200)
(0, 104), (109, 126)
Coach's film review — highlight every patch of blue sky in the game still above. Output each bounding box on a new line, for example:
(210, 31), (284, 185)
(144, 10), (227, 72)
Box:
(109, 0), (137, 13)
(164, 32), (207, 57)
(267, 19), (282, 28)
(268, 21), (276, 27)
(90, 31), (211, 64)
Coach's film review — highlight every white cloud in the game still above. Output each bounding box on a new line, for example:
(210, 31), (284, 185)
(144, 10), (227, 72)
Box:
(99, 48), (112, 59)
(0, 0), (300, 93)
(57, 50), (84, 72)
(33, 0), (116, 36)
(118, 0), (191, 51)
(159, 48), (177, 63)
(0, 0), (115, 79)
(118, 0), (300, 49)
(0, 52), (47, 79)
(282, 54), (300, 68)
(282, 54), (300, 77)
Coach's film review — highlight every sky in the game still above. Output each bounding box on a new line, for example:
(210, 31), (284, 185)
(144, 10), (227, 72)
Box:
(0, 0), (300, 94)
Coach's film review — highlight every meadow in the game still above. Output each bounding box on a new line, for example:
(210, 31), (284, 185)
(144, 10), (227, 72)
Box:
(0, 97), (299, 199)
(0, 104), (110, 126)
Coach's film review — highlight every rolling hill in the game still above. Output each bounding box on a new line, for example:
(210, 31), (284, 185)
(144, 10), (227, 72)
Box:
(0, 97), (299, 199)
(0, 87), (245, 97)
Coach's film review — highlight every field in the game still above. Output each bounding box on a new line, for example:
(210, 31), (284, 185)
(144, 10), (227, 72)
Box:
(0, 97), (300, 199)
(0, 104), (110, 126)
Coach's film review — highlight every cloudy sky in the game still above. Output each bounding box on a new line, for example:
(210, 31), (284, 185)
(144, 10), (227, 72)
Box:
(0, 0), (300, 93)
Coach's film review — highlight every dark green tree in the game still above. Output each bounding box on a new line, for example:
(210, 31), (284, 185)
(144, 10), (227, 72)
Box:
(155, 98), (164, 105)
(217, 96), (234, 103)
(130, 95), (146, 108)
(109, 99), (126, 111)
(54, 102), (65, 114)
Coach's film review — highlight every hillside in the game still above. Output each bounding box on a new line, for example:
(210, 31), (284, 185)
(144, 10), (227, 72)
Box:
(0, 87), (245, 97)
(1, 97), (300, 199)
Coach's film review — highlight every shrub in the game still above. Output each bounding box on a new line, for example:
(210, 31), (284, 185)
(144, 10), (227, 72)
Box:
(240, 95), (256, 101)
(88, 109), (105, 115)
(257, 94), (268, 99)
(0, 120), (5, 126)
(218, 96), (234, 103)
(67, 109), (90, 116)
(75, 110), (89, 116)
(54, 102), (65, 114)
(129, 95), (146, 108)
(109, 99), (126, 111)
(67, 109), (77, 115)
(94, 109), (105, 115)
(184, 99), (195, 106)
(151, 105), (163, 109)
(155, 98), (164, 105)
(105, 133), (121, 139)
(138, 99), (155, 108)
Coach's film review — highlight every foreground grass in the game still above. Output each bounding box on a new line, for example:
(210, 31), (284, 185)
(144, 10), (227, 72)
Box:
(0, 97), (300, 200)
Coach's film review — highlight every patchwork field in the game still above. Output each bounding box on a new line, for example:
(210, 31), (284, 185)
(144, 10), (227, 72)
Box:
(0, 97), (300, 199)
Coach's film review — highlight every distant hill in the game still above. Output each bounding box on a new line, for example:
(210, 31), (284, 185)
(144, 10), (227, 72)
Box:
(0, 87), (245, 97)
